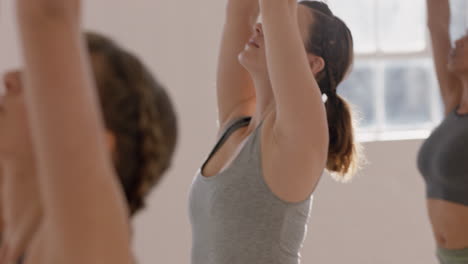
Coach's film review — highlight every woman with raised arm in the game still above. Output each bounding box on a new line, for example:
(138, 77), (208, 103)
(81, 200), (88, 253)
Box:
(189, 0), (358, 263)
(418, 0), (468, 263)
(0, 1), (177, 263)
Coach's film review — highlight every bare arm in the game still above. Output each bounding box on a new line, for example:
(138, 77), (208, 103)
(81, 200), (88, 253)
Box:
(16, 1), (132, 263)
(260, 0), (328, 150)
(0, 167), (3, 241)
(216, 0), (259, 131)
(427, 0), (462, 114)
(259, 0), (328, 201)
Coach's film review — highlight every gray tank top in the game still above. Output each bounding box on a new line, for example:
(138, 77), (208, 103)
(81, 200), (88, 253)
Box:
(418, 108), (468, 206)
(189, 117), (313, 264)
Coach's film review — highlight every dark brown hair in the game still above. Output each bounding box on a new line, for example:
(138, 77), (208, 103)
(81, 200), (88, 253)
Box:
(299, 1), (360, 181)
(86, 32), (178, 215)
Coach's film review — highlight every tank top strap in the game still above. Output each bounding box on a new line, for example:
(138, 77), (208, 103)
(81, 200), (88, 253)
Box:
(202, 117), (252, 167)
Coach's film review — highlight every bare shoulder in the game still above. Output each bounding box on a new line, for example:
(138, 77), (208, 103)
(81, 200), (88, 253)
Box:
(260, 113), (325, 203)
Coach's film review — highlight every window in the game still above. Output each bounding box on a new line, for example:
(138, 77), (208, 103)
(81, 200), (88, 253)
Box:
(324, 0), (467, 141)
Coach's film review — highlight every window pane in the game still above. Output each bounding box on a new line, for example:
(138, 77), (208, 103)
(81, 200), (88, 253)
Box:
(450, 0), (466, 41)
(327, 0), (376, 53)
(338, 61), (377, 128)
(378, 0), (426, 52)
(384, 59), (433, 129)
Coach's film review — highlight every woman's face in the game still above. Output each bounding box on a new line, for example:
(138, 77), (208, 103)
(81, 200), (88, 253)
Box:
(238, 4), (314, 78)
(448, 34), (468, 75)
(0, 70), (33, 160)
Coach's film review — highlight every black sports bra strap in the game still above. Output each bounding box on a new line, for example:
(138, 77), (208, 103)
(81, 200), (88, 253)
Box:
(203, 117), (252, 166)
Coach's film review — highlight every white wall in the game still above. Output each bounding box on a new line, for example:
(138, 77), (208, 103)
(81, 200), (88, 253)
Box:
(1, 0), (437, 263)
(303, 139), (437, 264)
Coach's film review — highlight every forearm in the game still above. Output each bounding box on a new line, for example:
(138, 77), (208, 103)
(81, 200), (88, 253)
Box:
(226, 0), (259, 22)
(224, 0), (260, 34)
(16, 0), (80, 26)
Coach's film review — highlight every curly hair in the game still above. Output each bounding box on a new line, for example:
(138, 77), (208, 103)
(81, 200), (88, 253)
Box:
(85, 32), (178, 215)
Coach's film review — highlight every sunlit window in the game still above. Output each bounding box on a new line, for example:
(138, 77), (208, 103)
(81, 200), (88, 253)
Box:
(324, 0), (467, 141)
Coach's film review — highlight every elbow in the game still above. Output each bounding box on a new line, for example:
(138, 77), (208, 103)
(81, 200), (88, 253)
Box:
(427, 20), (449, 33)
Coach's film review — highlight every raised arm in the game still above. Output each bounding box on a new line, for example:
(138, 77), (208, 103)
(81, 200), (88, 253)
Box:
(260, 0), (328, 148)
(0, 168), (3, 241)
(427, 0), (462, 114)
(216, 0), (259, 131)
(258, 0), (328, 201)
(16, 1), (132, 263)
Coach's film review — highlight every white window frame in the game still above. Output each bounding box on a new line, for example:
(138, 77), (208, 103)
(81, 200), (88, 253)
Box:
(323, 0), (468, 142)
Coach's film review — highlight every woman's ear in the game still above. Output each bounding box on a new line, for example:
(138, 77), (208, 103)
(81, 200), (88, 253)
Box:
(307, 54), (325, 76)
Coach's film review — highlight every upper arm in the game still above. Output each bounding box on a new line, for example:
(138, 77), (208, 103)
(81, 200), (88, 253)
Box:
(17, 2), (132, 264)
(262, 113), (326, 203)
(257, 1), (328, 201)
(427, 0), (462, 114)
(260, 1), (328, 148)
(216, 6), (258, 131)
